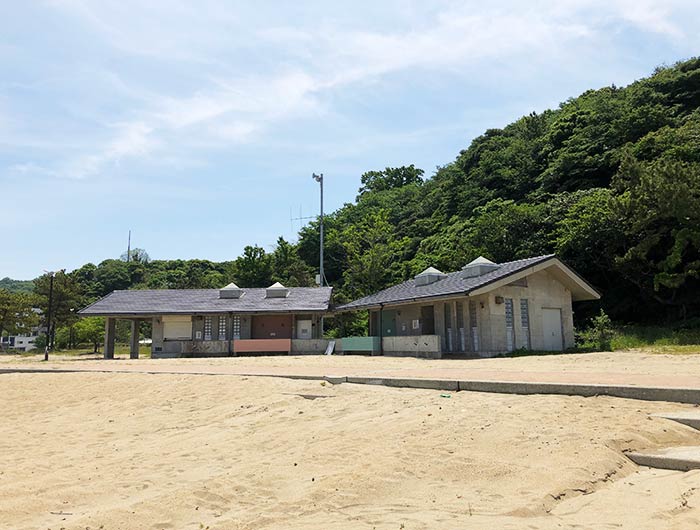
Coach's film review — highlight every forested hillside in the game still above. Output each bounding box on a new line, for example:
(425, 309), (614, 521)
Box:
(3, 58), (700, 343)
(299, 58), (700, 327)
(0, 277), (34, 293)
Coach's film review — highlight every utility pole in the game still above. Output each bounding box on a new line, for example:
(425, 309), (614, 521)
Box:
(312, 173), (324, 286)
(44, 271), (55, 361)
(127, 229), (131, 263)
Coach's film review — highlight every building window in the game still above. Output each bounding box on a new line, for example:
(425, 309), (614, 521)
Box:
(456, 301), (465, 351)
(505, 298), (515, 352)
(520, 299), (531, 349)
(219, 316), (228, 340)
(469, 300), (479, 352)
(204, 316), (212, 340)
(232, 316), (241, 339)
(443, 303), (453, 352)
(162, 316), (192, 340)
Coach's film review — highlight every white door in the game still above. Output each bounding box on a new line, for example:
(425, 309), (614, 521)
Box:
(296, 319), (312, 339)
(542, 308), (563, 351)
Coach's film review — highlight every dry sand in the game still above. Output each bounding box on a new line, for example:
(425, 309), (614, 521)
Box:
(2, 365), (700, 529)
(4, 349), (700, 378)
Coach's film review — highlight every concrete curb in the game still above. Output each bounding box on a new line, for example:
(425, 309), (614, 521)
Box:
(4, 367), (700, 404)
(346, 376), (459, 391)
(627, 446), (700, 471)
(456, 380), (700, 404)
(652, 412), (700, 430)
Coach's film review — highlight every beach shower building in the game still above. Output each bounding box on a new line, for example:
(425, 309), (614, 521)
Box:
(337, 255), (600, 357)
(79, 282), (333, 358)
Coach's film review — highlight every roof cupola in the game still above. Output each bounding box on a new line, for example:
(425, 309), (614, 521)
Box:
(266, 281), (290, 298)
(219, 282), (244, 299)
(415, 266), (447, 286)
(461, 256), (501, 278)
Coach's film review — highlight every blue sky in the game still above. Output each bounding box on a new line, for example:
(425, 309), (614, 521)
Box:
(1, 1), (699, 280)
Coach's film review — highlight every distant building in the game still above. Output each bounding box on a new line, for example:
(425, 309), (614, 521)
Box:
(1, 333), (40, 352)
(1, 310), (44, 352)
(79, 282), (333, 358)
(336, 255), (600, 358)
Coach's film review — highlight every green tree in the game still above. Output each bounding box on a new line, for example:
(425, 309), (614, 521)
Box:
(75, 317), (105, 352)
(0, 290), (37, 342)
(613, 155), (700, 319)
(358, 165), (424, 197)
(271, 237), (314, 287)
(34, 271), (83, 348)
(341, 209), (409, 297)
(464, 199), (551, 263)
(94, 259), (131, 296)
(235, 245), (273, 287)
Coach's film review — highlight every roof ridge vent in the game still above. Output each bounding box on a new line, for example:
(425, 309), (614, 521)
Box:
(462, 256), (501, 278)
(266, 281), (290, 298)
(219, 282), (244, 299)
(415, 266), (447, 286)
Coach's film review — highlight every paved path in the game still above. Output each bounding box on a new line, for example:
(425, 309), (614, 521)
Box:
(2, 358), (700, 404)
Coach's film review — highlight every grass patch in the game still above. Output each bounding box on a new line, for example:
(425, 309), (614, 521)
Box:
(1, 344), (152, 359)
(610, 325), (700, 353)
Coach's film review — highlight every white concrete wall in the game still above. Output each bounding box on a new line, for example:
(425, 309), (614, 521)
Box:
(478, 269), (574, 355)
(393, 305), (424, 336)
(382, 335), (441, 358)
(151, 317), (164, 355)
(290, 338), (341, 354)
(468, 294), (491, 356)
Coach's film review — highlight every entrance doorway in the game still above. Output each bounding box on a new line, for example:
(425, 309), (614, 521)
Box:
(296, 318), (312, 339)
(542, 308), (563, 351)
(251, 315), (292, 339)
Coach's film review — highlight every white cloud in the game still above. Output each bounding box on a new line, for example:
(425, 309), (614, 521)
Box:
(54, 121), (156, 179)
(7, 0), (699, 181)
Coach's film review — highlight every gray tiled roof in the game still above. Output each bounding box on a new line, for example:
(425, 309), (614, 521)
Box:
(337, 255), (556, 310)
(79, 287), (333, 316)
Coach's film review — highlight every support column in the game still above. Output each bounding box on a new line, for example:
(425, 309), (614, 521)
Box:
(104, 317), (116, 359)
(129, 319), (140, 359)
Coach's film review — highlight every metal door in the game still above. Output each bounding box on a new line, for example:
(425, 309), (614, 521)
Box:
(542, 308), (563, 351)
(296, 318), (312, 339)
(381, 310), (396, 336)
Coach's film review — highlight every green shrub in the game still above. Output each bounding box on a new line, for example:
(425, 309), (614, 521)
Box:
(576, 310), (614, 351)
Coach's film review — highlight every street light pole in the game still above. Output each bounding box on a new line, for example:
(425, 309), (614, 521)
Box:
(44, 271), (55, 361)
(312, 173), (324, 286)
(312, 173), (325, 340)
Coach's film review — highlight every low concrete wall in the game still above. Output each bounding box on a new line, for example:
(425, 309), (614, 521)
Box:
(151, 338), (339, 358)
(342, 336), (381, 354)
(382, 335), (441, 359)
(291, 339), (340, 355)
(234, 339), (291, 354)
(160, 340), (183, 355)
(153, 340), (231, 358)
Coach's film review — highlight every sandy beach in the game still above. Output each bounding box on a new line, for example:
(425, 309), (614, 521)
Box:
(2, 354), (700, 529)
